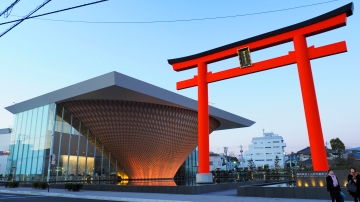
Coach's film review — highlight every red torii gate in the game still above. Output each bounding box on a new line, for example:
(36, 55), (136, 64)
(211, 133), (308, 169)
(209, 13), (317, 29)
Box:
(168, 3), (354, 182)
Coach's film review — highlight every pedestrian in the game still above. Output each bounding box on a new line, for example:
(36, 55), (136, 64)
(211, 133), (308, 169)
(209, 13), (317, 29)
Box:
(348, 168), (360, 202)
(327, 169), (343, 202)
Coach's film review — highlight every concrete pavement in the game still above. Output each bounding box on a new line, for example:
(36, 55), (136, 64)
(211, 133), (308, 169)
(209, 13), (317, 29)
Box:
(0, 186), (336, 202)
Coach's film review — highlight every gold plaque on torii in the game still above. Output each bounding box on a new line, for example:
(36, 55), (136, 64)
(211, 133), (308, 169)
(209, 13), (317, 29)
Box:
(237, 47), (252, 68)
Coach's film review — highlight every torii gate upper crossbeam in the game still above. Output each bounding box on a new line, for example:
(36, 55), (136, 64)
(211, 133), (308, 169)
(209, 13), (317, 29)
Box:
(177, 41), (347, 89)
(169, 4), (353, 70)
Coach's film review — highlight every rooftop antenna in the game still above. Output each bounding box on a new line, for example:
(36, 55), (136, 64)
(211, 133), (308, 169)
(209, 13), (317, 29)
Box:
(262, 128), (265, 136)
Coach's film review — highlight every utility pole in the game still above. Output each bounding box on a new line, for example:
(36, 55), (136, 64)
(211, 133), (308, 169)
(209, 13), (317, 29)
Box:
(240, 145), (244, 170)
(223, 147), (228, 171)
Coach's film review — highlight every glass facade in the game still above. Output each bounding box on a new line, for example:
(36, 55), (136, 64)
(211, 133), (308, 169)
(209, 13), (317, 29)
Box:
(6, 103), (198, 183)
(6, 104), (119, 182)
(175, 147), (198, 179)
(6, 104), (55, 182)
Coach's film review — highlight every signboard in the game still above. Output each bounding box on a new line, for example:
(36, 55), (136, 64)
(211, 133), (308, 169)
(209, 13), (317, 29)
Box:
(296, 172), (327, 178)
(237, 47), (252, 68)
(0, 151), (10, 155)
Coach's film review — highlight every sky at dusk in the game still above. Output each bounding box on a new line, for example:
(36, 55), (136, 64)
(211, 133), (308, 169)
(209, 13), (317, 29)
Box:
(0, 0), (359, 157)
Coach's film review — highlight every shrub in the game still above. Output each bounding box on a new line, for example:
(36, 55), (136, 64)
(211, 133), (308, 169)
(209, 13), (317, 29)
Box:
(39, 182), (48, 189)
(71, 183), (83, 192)
(64, 183), (83, 191)
(31, 181), (47, 189)
(32, 182), (39, 189)
(13, 181), (19, 188)
(7, 181), (19, 188)
(65, 183), (72, 191)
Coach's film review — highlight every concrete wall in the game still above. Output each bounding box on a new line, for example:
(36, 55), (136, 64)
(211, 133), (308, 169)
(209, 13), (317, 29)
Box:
(296, 170), (350, 188)
(237, 170), (353, 201)
(14, 180), (281, 195)
(237, 186), (352, 201)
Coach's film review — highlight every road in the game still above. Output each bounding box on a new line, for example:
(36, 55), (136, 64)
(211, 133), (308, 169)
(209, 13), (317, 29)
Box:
(0, 193), (123, 202)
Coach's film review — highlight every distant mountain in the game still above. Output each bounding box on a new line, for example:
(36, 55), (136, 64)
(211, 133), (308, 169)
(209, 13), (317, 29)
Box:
(348, 147), (360, 150)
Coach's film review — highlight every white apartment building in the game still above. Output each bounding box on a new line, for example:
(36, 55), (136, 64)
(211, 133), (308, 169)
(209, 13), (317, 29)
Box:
(244, 131), (286, 169)
(210, 153), (224, 171)
(210, 152), (239, 171)
(0, 128), (11, 176)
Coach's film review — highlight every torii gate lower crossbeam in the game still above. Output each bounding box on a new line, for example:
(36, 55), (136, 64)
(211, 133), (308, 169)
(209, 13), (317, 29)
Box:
(168, 3), (353, 183)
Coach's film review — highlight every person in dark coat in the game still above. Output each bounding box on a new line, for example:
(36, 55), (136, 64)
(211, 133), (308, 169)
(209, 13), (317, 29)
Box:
(348, 168), (360, 202)
(327, 169), (342, 202)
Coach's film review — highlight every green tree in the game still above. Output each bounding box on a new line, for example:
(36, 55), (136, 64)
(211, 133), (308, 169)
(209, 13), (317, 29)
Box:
(330, 137), (345, 157)
(247, 158), (256, 170)
(347, 153), (360, 167)
(274, 155), (281, 170)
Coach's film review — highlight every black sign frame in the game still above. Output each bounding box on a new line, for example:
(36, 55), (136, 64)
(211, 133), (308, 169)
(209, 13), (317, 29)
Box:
(237, 47), (252, 68)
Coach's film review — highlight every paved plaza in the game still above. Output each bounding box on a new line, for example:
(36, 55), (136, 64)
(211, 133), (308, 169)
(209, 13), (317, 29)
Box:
(0, 186), (339, 202)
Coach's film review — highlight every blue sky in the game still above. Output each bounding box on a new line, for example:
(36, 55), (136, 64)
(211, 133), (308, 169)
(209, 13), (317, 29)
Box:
(0, 0), (359, 156)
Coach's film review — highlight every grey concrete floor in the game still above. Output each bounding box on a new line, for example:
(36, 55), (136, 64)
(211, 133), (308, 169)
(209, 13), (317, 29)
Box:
(0, 186), (339, 202)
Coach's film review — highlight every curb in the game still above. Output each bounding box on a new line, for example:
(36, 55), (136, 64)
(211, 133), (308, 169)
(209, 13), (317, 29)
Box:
(0, 190), (192, 202)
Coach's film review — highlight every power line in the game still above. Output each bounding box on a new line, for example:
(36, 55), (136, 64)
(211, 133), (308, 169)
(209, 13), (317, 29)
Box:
(8, 0), (339, 24)
(0, 0), (51, 38)
(0, 0), (108, 26)
(0, 0), (20, 18)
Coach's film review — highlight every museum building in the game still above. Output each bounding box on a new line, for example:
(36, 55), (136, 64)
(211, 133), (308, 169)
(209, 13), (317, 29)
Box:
(4, 71), (254, 182)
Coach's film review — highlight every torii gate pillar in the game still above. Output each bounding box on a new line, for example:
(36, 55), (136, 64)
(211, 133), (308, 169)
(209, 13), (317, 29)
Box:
(294, 35), (327, 168)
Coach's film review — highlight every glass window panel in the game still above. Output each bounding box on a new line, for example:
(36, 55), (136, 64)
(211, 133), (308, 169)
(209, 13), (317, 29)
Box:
(86, 137), (95, 178)
(68, 119), (80, 177)
(6, 158), (12, 175)
(16, 112), (27, 175)
(36, 105), (48, 180)
(32, 106), (44, 175)
(52, 131), (61, 177)
(103, 151), (109, 178)
(38, 136), (46, 158)
(6, 113), (19, 173)
(109, 153), (117, 182)
(61, 155), (82, 180)
(30, 108), (38, 140)
(94, 141), (102, 178)
(57, 109), (71, 181)
(28, 108), (38, 177)
(41, 105), (51, 179)
(31, 157), (41, 181)
(28, 108), (38, 164)
(27, 137), (36, 176)
(31, 107), (43, 175)
(74, 121), (81, 178)
(41, 105), (50, 138)
(23, 109), (34, 177)
(9, 114), (18, 144)
(12, 112), (23, 162)
(54, 107), (64, 182)
(35, 107), (44, 138)
(59, 132), (69, 177)
(77, 133), (87, 176)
